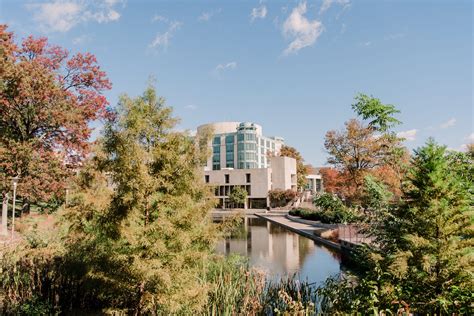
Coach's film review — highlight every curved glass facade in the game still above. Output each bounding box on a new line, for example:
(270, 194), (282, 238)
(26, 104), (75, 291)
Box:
(237, 123), (257, 169)
(206, 122), (284, 170)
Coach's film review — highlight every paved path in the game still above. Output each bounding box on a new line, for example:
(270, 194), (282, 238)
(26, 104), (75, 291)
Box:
(255, 214), (341, 250)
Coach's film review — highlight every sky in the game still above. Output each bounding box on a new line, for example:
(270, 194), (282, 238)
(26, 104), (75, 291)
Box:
(1, 0), (473, 166)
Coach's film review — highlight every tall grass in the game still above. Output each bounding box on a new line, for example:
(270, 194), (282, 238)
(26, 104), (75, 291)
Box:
(206, 255), (318, 315)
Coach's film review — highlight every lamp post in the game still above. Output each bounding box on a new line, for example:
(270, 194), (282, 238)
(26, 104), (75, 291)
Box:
(1, 192), (8, 236)
(11, 176), (19, 239)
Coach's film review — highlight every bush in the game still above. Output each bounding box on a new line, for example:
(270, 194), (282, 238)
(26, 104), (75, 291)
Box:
(289, 206), (358, 224)
(269, 189), (297, 207)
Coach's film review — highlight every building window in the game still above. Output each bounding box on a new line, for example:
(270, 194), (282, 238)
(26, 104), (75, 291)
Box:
(246, 173), (251, 183)
(213, 136), (221, 145)
(225, 174), (229, 183)
(237, 133), (244, 141)
(225, 135), (234, 144)
(205, 175), (209, 183)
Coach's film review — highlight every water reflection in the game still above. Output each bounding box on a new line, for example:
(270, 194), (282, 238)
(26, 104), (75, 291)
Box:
(216, 216), (342, 284)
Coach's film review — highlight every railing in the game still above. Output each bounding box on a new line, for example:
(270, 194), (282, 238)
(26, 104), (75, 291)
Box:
(338, 224), (374, 245)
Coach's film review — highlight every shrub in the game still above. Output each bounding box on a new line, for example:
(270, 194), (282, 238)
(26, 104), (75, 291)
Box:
(269, 189), (297, 207)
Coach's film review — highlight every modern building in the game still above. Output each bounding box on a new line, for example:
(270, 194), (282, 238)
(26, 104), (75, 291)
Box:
(197, 122), (285, 171)
(197, 122), (296, 209)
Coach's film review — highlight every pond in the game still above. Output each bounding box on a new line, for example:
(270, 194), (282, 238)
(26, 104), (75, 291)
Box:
(215, 216), (344, 285)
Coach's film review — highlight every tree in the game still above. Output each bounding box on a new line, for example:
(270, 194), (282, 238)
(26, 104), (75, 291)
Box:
(1, 85), (219, 314)
(324, 94), (408, 203)
(0, 25), (111, 206)
(351, 93), (401, 132)
(228, 186), (248, 208)
(279, 145), (309, 191)
(318, 140), (473, 314)
(324, 119), (404, 202)
(318, 167), (344, 194)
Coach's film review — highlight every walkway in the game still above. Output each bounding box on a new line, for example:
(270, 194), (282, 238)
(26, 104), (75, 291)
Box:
(255, 214), (341, 250)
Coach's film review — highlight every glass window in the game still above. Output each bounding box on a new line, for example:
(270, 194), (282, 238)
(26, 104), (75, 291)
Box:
(237, 134), (244, 141)
(266, 140), (270, 148)
(213, 145), (220, 153)
(246, 173), (251, 183)
(225, 135), (234, 144)
(225, 174), (229, 183)
(245, 133), (256, 141)
(205, 175), (209, 183)
(213, 136), (221, 145)
(238, 143), (244, 151)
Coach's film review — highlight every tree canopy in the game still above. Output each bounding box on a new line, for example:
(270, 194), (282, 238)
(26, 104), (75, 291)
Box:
(324, 94), (408, 203)
(0, 25), (111, 205)
(351, 93), (401, 132)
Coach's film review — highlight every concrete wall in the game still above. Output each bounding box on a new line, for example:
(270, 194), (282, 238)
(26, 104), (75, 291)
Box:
(205, 168), (271, 198)
(270, 156), (297, 191)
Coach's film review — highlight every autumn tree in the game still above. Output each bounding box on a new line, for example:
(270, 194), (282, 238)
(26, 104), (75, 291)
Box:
(324, 94), (407, 202)
(279, 145), (309, 191)
(318, 167), (343, 194)
(0, 25), (111, 207)
(73, 85), (216, 313)
(1, 85), (219, 313)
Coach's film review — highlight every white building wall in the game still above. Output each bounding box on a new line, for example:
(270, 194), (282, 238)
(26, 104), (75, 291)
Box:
(270, 156), (297, 191)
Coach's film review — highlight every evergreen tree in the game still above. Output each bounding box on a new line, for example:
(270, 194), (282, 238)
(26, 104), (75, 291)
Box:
(319, 140), (473, 314)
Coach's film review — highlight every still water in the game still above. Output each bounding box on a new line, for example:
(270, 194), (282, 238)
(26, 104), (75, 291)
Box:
(215, 216), (343, 285)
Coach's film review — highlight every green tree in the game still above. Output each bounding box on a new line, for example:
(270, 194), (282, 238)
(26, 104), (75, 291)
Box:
(228, 186), (248, 208)
(320, 140), (473, 314)
(351, 93), (401, 132)
(279, 145), (309, 191)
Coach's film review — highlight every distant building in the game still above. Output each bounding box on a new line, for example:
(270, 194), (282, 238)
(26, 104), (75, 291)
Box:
(305, 165), (323, 195)
(197, 122), (297, 209)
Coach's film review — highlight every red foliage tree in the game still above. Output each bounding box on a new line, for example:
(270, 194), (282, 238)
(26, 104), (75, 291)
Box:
(318, 167), (343, 194)
(0, 25), (111, 207)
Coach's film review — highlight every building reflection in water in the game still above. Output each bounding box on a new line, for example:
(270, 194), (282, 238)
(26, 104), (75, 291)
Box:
(215, 216), (342, 284)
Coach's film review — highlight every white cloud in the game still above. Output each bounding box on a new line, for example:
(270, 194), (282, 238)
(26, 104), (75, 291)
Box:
(467, 133), (474, 142)
(72, 34), (90, 45)
(319, 0), (351, 14)
(27, 0), (123, 33)
(149, 21), (182, 50)
(361, 41), (371, 46)
(215, 61), (237, 72)
(214, 62), (237, 77)
(250, 5), (267, 21)
(198, 9), (221, 22)
(184, 104), (197, 110)
(151, 14), (168, 23)
(282, 2), (323, 55)
(440, 118), (456, 129)
(397, 129), (417, 141)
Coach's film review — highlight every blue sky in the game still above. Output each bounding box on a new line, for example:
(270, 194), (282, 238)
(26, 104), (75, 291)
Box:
(1, 0), (473, 166)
